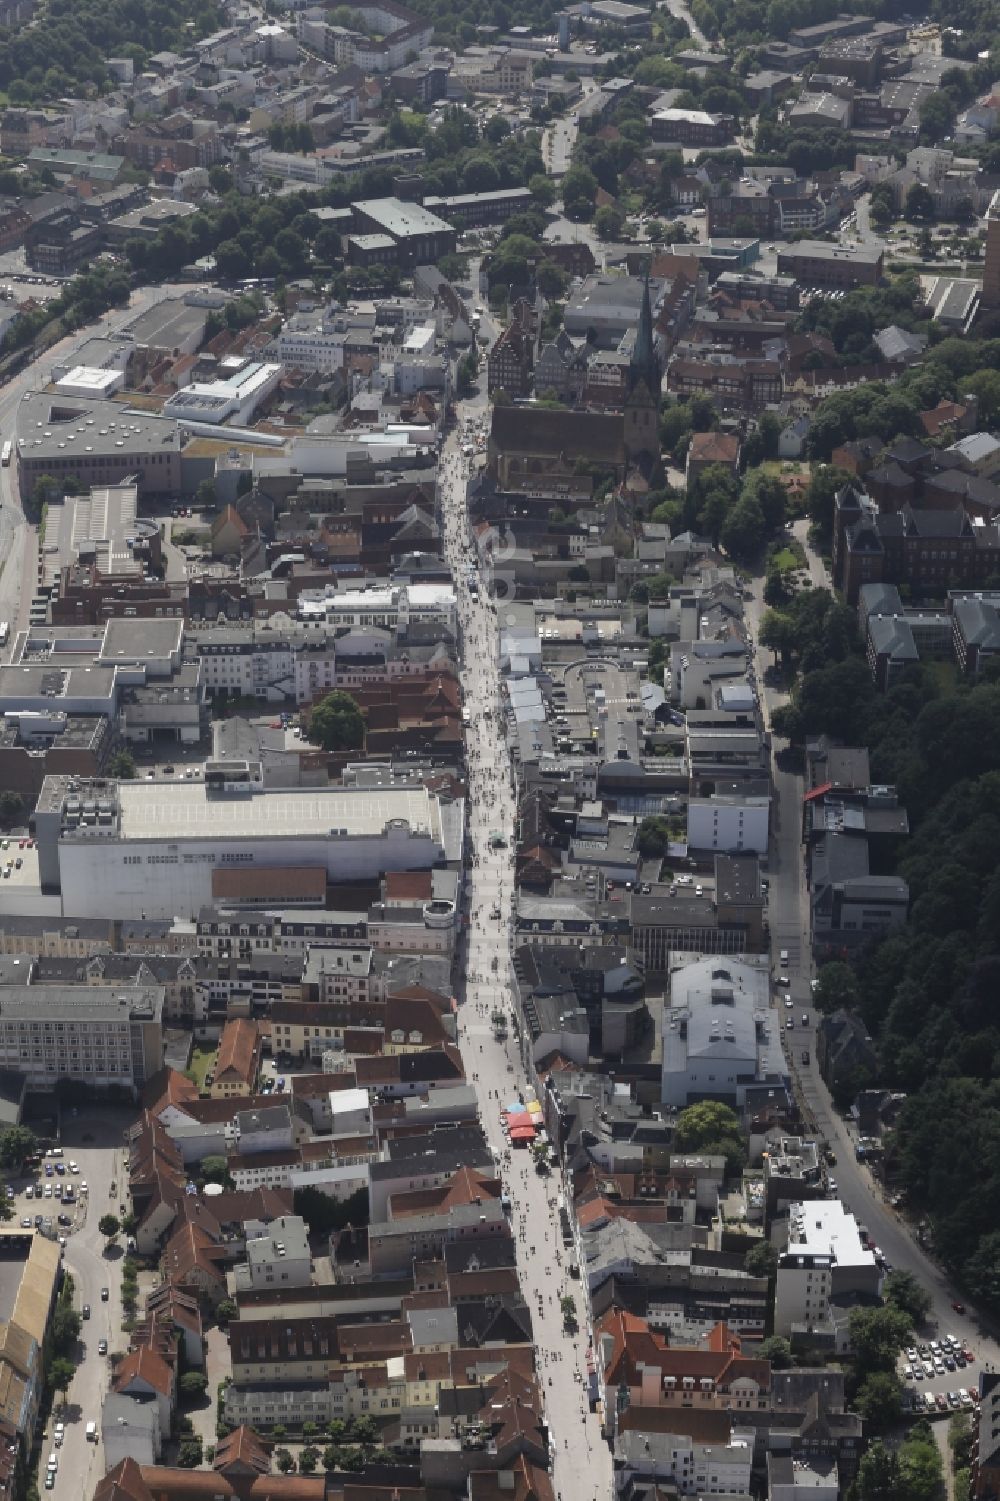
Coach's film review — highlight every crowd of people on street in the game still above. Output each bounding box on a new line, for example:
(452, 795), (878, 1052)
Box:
(436, 424), (613, 1501)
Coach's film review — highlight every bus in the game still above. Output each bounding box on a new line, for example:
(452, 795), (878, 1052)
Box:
(1, 442), (11, 467)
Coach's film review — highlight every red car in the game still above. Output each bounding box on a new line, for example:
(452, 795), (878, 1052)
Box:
(952, 1300), (966, 1314)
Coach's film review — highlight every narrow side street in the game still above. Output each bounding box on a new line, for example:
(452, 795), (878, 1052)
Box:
(438, 410), (613, 1501)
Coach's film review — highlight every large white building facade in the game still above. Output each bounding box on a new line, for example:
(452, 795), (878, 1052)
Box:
(661, 955), (787, 1108)
(34, 765), (460, 920)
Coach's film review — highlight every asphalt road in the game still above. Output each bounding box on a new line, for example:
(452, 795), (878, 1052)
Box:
(439, 401), (613, 1499)
(745, 521), (1000, 1380)
(34, 1113), (130, 1499)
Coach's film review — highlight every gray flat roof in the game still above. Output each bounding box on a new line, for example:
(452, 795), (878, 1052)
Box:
(17, 391), (181, 462)
(124, 297), (209, 350)
(114, 782), (436, 841)
(0, 664), (117, 698)
(779, 240), (883, 265)
(0, 984), (162, 1020)
(353, 197), (452, 239)
(102, 616), (183, 660)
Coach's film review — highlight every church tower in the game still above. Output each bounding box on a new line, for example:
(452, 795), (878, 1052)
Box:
(627, 271), (661, 399)
(623, 272), (662, 476)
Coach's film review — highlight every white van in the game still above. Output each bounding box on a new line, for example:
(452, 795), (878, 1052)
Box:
(85, 1422), (97, 1442)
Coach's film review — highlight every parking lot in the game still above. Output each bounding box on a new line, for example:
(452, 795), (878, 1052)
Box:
(901, 1329), (982, 1419)
(7, 1150), (89, 1246)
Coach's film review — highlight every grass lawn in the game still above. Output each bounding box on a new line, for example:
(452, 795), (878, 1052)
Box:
(762, 461), (809, 478)
(188, 1045), (217, 1091)
(770, 547), (800, 572)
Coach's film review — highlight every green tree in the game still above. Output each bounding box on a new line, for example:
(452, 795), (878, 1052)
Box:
(675, 1100), (745, 1173)
(720, 492), (766, 560)
(536, 260), (568, 298)
(957, 1228), (1000, 1308)
(214, 239), (252, 282)
(177, 1438), (204, 1468)
(0, 792), (23, 829)
(763, 570), (792, 608)
(528, 173), (556, 207)
(853, 1371), (904, 1431)
(883, 1269), (932, 1325)
(108, 750), (137, 780)
(963, 369), (1000, 427)
(309, 690), (365, 752)
(216, 1299), (237, 1326)
(562, 164), (598, 220)
(848, 1304), (913, 1376)
(811, 961), (860, 1015)
(299, 1447), (320, 1474)
(756, 1335), (793, 1368)
(636, 815), (672, 858)
(352, 1415), (378, 1446)
(594, 204), (624, 240)
(293, 1184), (369, 1235)
(898, 1423), (944, 1501)
(806, 465), (854, 543)
(857, 1440), (901, 1501)
(98, 1214), (120, 1244)
(457, 352), (478, 396)
(869, 183), (895, 226)
(49, 1356), (75, 1406)
(919, 91), (956, 144)
(195, 479), (217, 511)
(179, 1371), (208, 1399)
(313, 225), (342, 265)
(949, 1412), (973, 1473)
(51, 1296), (81, 1356)
(275, 1449), (295, 1474)
(675, 1100), (741, 1150)
(759, 608), (801, 670)
(199, 1156), (233, 1188)
(744, 1241), (778, 1279)
(0, 1125), (36, 1169)
(905, 182), (935, 223)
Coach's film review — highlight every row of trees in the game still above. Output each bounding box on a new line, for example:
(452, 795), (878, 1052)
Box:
(647, 461), (790, 563)
(0, 0), (221, 102)
(6, 261), (131, 354)
(770, 580), (1000, 1304)
(127, 114), (544, 286)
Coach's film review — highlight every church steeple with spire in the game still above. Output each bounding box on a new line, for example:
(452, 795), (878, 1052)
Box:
(623, 267), (663, 484)
(628, 270), (661, 399)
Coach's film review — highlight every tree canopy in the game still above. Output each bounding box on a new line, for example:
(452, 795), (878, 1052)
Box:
(309, 691), (365, 752)
(674, 1101), (746, 1173)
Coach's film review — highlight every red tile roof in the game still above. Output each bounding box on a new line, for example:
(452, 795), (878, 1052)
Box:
(114, 1346), (174, 1399)
(688, 430), (740, 465)
(215, 1019), (261, 1086)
